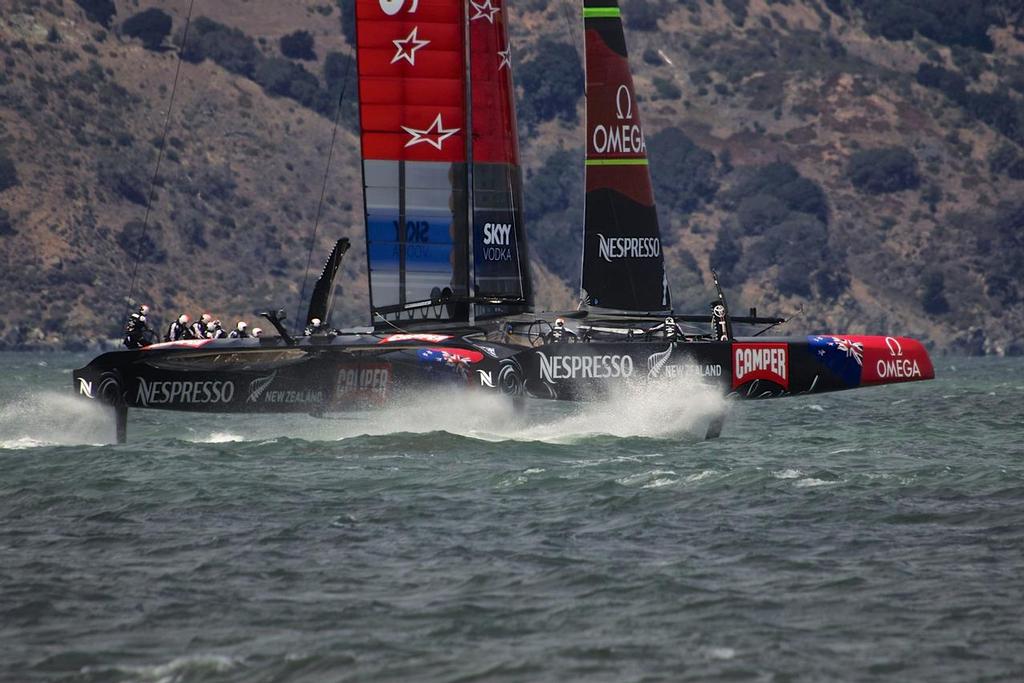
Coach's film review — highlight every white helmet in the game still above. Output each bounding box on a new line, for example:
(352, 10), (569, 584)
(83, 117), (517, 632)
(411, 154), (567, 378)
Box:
(201, 313), (212, 323)
(554, 318), (565, 328)
(139, 304), (150, 315)
(178, 314), (189, 324)
(237, 321), (248, 330)
(666, 316), (675, 325)
(311, 318), (322, 326)
(252, 327), (263, 337)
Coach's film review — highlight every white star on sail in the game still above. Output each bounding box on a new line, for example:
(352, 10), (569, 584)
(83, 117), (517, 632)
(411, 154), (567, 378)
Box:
(497, 47), (511, 70)
(402, 114), (460, 150)
(470, 0), (500, 23)
(391, 26), (430, 65)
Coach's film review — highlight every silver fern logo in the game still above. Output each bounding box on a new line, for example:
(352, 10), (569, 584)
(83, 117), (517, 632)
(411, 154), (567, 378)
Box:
(647, 346), (673, 378)
(247, 372), (277, 403)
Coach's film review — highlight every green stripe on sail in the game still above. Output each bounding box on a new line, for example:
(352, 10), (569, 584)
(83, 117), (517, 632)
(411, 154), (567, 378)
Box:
(582, 7), (621, 18)
(585, 158), (649, 166)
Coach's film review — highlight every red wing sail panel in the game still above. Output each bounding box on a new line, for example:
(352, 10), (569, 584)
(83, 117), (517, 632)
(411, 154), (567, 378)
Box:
(357, 0), (470, 319)
(469, 0), (532, 315)
(581, 0), (670, 313)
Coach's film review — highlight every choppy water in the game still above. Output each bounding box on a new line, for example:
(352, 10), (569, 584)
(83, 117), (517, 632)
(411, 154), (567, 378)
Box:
(1, 352), (1022, 682)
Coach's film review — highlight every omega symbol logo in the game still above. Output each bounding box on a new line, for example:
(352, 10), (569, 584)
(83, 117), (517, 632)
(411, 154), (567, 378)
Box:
(885, 336), (903, 357)
(615, 84), (633, 120)
(379, 0), (418, 16)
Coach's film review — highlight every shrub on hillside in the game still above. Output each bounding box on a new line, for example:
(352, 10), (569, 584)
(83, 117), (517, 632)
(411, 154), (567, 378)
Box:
(336, 0), (356, 45)
(722, 0), (749, 26)
(709, 226), (742, 282)
(518, 40), (583, 128)
(75, 0), (116, 28)
(921, 271), (950, 314)
(850, 149), (915, 194)
(182, 17), (262, 78)
(642, 48), (663, 66)
(624, 0), (659, 31)
(848, 147), (920, 194)
(0, 152), (18, 193)
(652, 76), (682, 100)
(116, 221), (167, 263)
(97, 155), (149, 206)
(648, 127), (718, 217)
(916, 64), (1024, 145)
(123, 9), (173, 50)
(524, 149), (583, 282)
(255, 58), (320, 108)
(318, 51), (358, 126)
(989, 144), (1024, 180)
(280, 30), (316, 60)
(727, 162), (829, 224)
(860, 0), (1003, 53)
(0, 209), (14, 236)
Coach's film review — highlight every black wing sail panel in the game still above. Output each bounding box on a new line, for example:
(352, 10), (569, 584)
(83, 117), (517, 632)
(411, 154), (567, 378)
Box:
(582, 0), (670, 312)
(306, 238), (351, 328)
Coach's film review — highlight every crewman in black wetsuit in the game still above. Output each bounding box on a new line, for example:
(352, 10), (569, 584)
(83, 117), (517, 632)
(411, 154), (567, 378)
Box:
(165, 314), (190, 342)
(228, 321), (249, 339)
(545, 318), (577, 343)
(122, 304), (154, 348)
(304, 318), (323, 336)
(208, 319), (226, 339)
(711, 303), (729, 341)
(190, 313), (213, 339)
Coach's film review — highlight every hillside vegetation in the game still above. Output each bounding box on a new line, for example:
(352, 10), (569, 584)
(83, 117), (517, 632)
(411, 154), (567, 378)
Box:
(1, 0), (1023, 354)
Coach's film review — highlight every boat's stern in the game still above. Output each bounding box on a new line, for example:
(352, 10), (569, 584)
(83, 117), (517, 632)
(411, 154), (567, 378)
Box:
(798, 334), (934, 389)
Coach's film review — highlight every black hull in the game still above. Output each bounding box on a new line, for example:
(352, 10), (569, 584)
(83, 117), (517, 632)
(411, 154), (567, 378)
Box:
(74, 332), (934, 416)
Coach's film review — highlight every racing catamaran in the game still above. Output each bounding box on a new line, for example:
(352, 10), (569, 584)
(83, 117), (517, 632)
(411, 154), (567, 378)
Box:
(74, 0), (934, 442)
(74, 0), (537, 441)
(495, 0), (935, 435)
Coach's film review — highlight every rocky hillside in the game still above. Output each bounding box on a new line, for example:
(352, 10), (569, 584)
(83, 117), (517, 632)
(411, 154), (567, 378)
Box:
(1, 0), (1022, 354)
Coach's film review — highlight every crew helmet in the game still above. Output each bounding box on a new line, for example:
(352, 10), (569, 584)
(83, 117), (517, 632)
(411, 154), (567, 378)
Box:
(666, 316), (675, 326)
(139, 304), (150, 315)
(252, 327), (263, 337)
(201, 313), (212, 324)
(178, 314), (190, 324)
(237, 321), (248, 330)
(554, 317), (565, 328)
(311, 318), (322, 327)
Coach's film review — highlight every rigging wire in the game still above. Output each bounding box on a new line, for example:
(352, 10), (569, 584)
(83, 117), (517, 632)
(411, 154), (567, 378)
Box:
(121, 0), (196, 322)
(291, 52), (355, 335)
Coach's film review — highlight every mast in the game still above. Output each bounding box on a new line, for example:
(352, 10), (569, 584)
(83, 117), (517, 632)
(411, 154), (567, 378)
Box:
(464, 0), (476, 326)
(581, 0), (671, 313)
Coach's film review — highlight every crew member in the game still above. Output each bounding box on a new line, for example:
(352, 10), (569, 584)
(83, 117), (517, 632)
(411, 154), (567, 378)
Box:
(228, 321), (249, 339)
(166, 314), (190, 342)
(190, 313), (213, 339)
(546, 318), (576, 343)
(305, 318), (323, 336)
(711, 303), (729, 341)
(663, 316), (681, 341)
(251, 327), (263, 338)
(208, 319), (226, 339)
(122, 304), (153, 348)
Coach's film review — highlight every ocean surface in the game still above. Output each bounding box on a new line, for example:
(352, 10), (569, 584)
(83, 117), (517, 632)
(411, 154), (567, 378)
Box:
(1, 352), (1022, 682)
